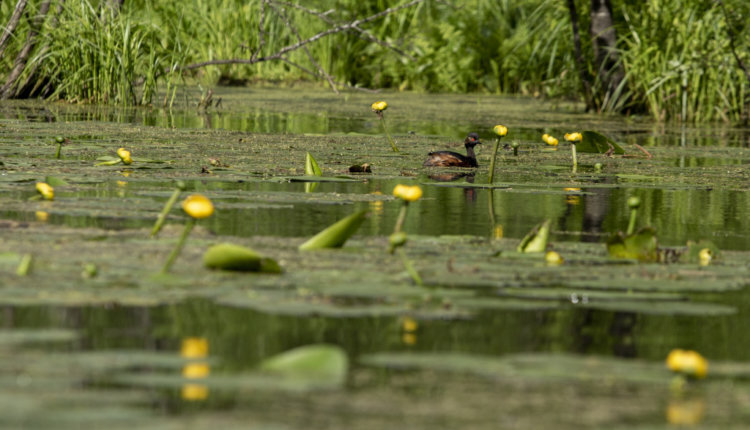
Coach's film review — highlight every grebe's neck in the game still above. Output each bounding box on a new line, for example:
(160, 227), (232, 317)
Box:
(465, 144), (477, 162)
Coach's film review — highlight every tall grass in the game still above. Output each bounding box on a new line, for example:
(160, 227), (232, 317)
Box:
(0, 0), (747, 122)
(617, 0), (749, 122)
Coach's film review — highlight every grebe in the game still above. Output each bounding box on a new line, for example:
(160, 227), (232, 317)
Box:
(423, 133), (481, 168)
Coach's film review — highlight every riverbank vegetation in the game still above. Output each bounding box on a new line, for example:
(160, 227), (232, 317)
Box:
(0, 0), (748, 123)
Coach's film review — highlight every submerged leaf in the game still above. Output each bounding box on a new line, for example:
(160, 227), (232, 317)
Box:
(259, 344), (348, 386)
(299, 209), (368, 250)
(517, 219), (551, 253)
(578, 131), (625, 154)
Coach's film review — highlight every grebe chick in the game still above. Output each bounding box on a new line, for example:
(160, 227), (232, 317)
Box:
(423, 133), (481, 168)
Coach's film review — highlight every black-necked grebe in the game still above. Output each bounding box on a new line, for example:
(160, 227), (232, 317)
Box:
(423, 133), (481, 168)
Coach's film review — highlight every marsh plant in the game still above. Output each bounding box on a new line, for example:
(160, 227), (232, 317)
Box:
(563, 132), (582, 173)
(390, 184), (423, 285)
(161, 194), (214, 273)
(371, 101), (399, 152)
(150, 180), (187, 238)
(488, 125), (508, 184)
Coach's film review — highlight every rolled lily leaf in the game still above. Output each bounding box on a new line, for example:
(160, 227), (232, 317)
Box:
(606, 227), (659, 262)
(578, 131), (625, 155)
(517, 219), (551, 253)
(203, 243), (282, 273)
(305, 152), (323, 176)
(259, 344), (348, 385)
(299, 210), (368, 251)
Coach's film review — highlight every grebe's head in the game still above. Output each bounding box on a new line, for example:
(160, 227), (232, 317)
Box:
(465, 132), (481, 146)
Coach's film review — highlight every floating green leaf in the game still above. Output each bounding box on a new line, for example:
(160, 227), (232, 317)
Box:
(517, 219), (551, 253)
(606, 227), (659, 262)
(299, 209), (368, 251)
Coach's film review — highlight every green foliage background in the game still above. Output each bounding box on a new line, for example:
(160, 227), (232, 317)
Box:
(0, 0), (748, 122)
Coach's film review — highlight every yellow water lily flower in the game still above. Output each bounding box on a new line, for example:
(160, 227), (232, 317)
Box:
(371, 101), (388, 112)
(666, 349), (708, 379)
(493, 125), (508, 137)
(116, 147), (133, 165)
(542, 133), (559, 146)
(35, 182), (54, 200)
(545, 251), (564, 265)
(698, 248), (712, 266)
(182, 194), (215, 219)
(564, 132), (583, 142)
(393, 184), (423, 202)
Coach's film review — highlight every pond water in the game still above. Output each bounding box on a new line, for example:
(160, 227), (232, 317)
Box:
(0, 87), (749, 428)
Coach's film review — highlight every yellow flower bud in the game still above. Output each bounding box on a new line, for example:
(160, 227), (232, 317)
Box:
(117, 147), (133, 165)
(564, 132), (583, 142)
(545, 251), (564, 265)
(666, 349), (708, 379)
(371, 101), (388, 112)
(493, 125), (508, 137)
(542, 134), (559, 146)
(393, 184), (423, 202)
(181, 194), (215, 219)
(698, 248), (712, 266)
(35, 182), (54, 200)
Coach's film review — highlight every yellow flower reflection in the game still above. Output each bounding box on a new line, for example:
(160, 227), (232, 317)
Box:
(181, 337), (210, 401)
(35, 211), (49, 222)
(666, 398), (705, 425)
(393, 184), (423, 202)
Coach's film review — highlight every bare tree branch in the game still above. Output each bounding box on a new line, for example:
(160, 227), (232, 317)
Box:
(177, 0), (424, 73)
(266, 1), (339, 93)
(274, 0), (416, 62)
(0, 0), (30, 60)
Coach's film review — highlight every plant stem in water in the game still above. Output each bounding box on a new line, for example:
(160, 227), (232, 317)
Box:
(488, 138), (501, 184)
(151, 187), (183, 237)
(379, 115), (399, 152)
(626, 208), (638, 235)
(393, 203), (408, 233)
(571, 143), (578, 173)
(161, 218), (195, 273)
(398, 248), (423, 285)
